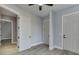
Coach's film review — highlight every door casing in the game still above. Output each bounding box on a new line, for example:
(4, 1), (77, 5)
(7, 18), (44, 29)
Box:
(62, 11), (79, 49)
(0, 5), (20, 52)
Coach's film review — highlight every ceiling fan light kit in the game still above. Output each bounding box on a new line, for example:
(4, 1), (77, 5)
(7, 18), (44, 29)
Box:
(28, 4), (54, 11)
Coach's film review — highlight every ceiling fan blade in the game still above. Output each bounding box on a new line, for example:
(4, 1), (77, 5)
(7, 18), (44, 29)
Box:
(28, 4), (35, 6)
(45, 4), (53, 6)
(39, 6), (42, 11)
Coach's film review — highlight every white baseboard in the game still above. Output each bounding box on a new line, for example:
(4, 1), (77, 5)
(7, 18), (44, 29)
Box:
(2, 38), (11, 40)
(31, 42), (44, 47)
(19, 42), (45, 52)
(49, 46), (54, 50)
(54, 45), (63, 50)
(12, 42), (16, 44)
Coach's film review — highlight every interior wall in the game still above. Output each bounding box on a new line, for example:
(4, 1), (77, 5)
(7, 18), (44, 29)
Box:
(0, 4), (43, 51)
(49, 11), (56, 49)
(13, 18), (17, 43)
(31, 16), (43, 45)
(43, 16), (49, 45)
(42, 11), (56, 49)
(54, 5), (79, 49)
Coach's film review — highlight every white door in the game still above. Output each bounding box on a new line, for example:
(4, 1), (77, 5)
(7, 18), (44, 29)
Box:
(63, 12), (79, 53)
(43, 20), (49, 45)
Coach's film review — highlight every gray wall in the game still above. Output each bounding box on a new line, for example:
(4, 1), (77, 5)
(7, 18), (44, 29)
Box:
(53, 5), (79, 48)
(31, 16), (43, 45)
(43, 16), (49, 44)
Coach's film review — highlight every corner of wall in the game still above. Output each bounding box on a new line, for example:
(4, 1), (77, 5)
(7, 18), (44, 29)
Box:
(54, 45), (63, 50)
(31, 42), (44, 47)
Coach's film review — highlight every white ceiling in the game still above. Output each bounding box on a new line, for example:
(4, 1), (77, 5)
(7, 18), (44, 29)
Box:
(16, 4), (76, 18)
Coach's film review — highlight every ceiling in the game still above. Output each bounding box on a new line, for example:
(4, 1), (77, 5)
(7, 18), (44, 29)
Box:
(0, 7), (17, 17)
(16, 4), (76, 18)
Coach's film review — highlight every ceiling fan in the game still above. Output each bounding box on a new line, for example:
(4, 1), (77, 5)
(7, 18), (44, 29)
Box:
(28, 4), (54, 11)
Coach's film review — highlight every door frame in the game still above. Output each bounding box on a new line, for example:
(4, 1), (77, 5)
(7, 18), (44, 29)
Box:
(62, 11), (79, 49)
(0, 5), (20, 51)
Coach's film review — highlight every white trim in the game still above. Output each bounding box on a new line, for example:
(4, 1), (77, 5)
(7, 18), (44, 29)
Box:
(49, 45), (63, 50)
(49, 11), (54, 50)
(31, 42), (44, 47)
(63, 11), (79, 17)
(11, 20), (14, 44)
(49, 46), (54, 50)
(0, 19), (12, 22)
(1, 38), (11, 39)
(12, 42), (16, 44)
(54, 45), (63, 50)
(61, 16), (64, 49)
(62, 11), (79, 50)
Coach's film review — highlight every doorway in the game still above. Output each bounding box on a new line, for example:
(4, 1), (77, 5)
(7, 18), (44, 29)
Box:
(0, 6), (19, 54)
(1, 20), (12, 45)
(0, 17), (18, 54)
(62, 11), (79, 53)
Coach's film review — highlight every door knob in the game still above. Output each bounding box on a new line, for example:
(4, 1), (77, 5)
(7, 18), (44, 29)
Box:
(63, 35), (67, 38)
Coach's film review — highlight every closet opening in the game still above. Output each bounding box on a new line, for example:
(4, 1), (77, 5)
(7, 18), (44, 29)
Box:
(0, 6), (19, 54)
